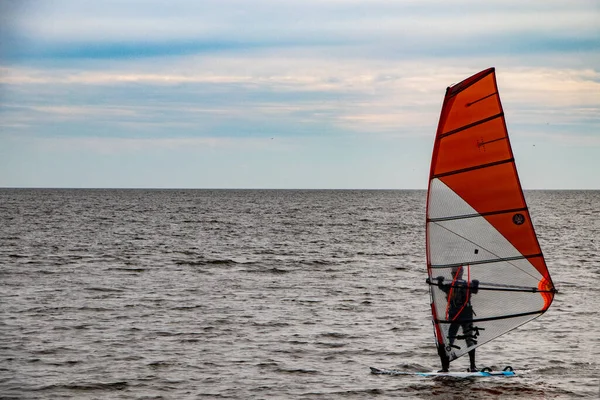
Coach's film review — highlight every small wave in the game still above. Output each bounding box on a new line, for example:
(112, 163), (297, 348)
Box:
(257, 362), (279, 368)
(175, 258), (239, 266)
(253, 321), (290, 327)
(267, 267), (289, 274)
(318, 332), (349, 339)
(181, 338), (201, 343)
(171, 305), (202, 310)
(303, 388), (385, 397)
(46, 360), (80, 367)
(174, 259), (206, 266)
(107, 267), (146, 273)
(277, 368), (320, 375)
(36, 381), (128, 391)
(358, 251), (403, 257)
(536, 364), (568, 375)
(461, 383), (577, 399)
(315, 341), (346, 348)
(8, 254), (28, 258)
(244, 267), (289, 274)
(23, 306), (76, 313)
(175, 250), (201, 256)
(292, 299), (323, 304)
(305, 259), (330, 265)
(84, 287), (125, 293)
(148, 361), (171, 369)
(77, 306), (114, 312)
(205, 259), (238, 265)
(32, 346), (73, 355)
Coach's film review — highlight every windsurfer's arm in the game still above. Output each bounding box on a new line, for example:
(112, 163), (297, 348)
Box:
(426, 276), (450, 293)
(471, 279), (479, 294)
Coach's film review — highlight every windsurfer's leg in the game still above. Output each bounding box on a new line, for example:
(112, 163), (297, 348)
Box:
(463, 321), (476, 347)
(468, 348), (477, 372)
(437, 343), (450, 372)
(447, 322), (458, 344)
(461, 321), (477, 372)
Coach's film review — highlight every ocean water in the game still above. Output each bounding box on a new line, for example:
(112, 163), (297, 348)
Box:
(0, 189), (598, 399)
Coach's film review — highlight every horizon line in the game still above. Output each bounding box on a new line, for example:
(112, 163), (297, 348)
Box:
(1, 187), (598, 191)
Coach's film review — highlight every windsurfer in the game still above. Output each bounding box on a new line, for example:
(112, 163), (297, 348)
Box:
(435, 265), (479, 372)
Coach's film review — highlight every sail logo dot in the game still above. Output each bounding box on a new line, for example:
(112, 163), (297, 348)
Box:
(513, 213), (525, 225)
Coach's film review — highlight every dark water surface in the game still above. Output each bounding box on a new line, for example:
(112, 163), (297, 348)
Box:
(1, 189), (598, 399)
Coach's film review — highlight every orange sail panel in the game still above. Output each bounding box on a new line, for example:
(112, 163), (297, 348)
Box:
(426, 68), (556, 362)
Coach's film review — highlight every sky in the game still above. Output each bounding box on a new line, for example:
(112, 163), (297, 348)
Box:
(0, 0), (599, 189)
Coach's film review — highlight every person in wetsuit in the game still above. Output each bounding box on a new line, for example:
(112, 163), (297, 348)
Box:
(434, 265), (479, 372)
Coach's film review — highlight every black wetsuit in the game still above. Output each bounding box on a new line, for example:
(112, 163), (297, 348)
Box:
(441, 279), (476, 349)
(433, 274), (479, 371)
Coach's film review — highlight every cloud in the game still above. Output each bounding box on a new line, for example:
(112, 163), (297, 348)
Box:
(11, 1), (598, 40)
(3, 0), (598, 61)
(1, 57), (598, 146)
(2, 132), (292, 156)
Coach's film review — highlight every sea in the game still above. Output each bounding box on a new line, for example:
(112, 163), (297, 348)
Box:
(1, 189), (598, 399)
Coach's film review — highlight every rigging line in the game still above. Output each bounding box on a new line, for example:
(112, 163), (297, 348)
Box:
(429, 221), (544, 282)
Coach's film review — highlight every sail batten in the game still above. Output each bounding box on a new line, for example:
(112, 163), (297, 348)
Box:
(466, 92), (498, 106)
(428, 207), (528, 223)
(438, 310), (543, 324)
(432, 158), (514, 179)
(440, 112), (504, 138)
(426, 68), (556, 363)
(430, 254), (539, 268)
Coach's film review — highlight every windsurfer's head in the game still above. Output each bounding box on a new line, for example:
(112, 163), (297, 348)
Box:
(451, 265), (463, 278)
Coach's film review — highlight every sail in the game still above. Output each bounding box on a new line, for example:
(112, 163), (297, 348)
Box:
(426, 68), (556, 362)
